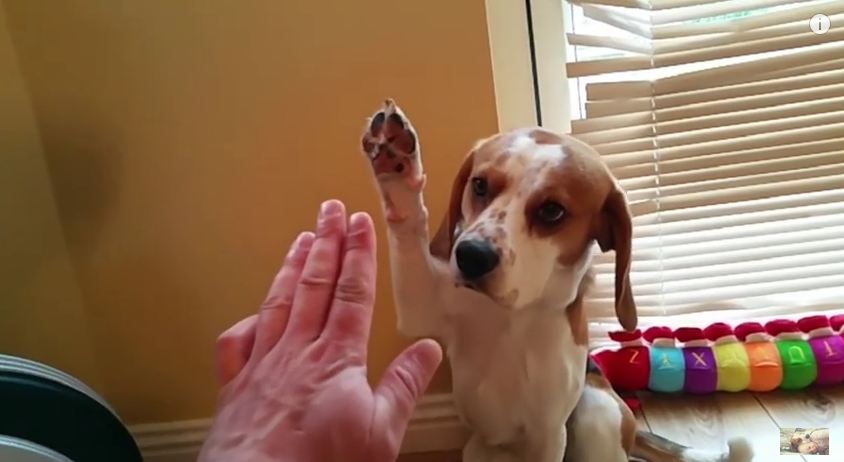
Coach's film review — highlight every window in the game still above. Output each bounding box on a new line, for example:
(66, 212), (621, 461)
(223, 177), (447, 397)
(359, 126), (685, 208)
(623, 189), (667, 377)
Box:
(559, 0), (844, 344)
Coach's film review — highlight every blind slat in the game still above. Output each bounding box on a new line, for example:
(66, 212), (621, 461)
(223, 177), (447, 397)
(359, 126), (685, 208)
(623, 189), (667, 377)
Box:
(573, 0), (724, 9)
(656, 151), (844, 187)
(584, 67), (844, 102)
(653, 20), (832, 54)
(636, 189), (844, 229)
(627, 163), (844, 204)
(602, 216), (844, 272)
(576, 80), (844, 134)
(614, 139), (844, 180)
(581, 4), (652, 38)
(603, 125), (844, 168)
(567, 29), (844, 77)
(652, 43), (844, 94)
(584, 60), (844, 118)
(597, 234), (844, 272)
(567, 33), (652, 54)
(572, 0), (650, 8)
(586, 99), (653, 119)
(651, 0), (844, 39)
(588, 303), (843, 327)
(595, 254), (844, 297)
(594, 119), (844, 157)
(577, 99), (844, 145)
(649, 0), (806, 25)
(594, 273), (844, 307)
(648, 174), (844, 214)
(571, 14), (844, 56)
(631, 199), (844, 241)
(609, 228), (844, 269)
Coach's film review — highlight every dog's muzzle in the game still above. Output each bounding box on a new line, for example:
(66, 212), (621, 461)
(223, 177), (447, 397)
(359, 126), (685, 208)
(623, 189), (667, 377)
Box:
(455, 239), (500, 280)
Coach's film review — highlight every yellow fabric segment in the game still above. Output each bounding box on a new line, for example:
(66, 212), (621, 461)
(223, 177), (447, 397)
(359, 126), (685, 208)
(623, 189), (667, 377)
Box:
(713, 343), (751, 392)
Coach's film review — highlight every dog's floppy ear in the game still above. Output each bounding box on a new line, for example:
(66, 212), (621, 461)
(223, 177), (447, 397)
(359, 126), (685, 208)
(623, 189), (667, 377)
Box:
(596, 184), (637, 331)
(430, 150), (475, 260)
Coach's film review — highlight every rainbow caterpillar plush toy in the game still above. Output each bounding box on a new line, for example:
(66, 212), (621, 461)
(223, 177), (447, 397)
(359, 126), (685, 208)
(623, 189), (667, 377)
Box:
(591, 314), (844, 396)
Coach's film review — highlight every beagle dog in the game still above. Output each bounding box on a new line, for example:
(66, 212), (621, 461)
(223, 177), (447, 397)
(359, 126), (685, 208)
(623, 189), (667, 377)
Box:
(790, 428), (829, 455)
(359, 99), (753, 462)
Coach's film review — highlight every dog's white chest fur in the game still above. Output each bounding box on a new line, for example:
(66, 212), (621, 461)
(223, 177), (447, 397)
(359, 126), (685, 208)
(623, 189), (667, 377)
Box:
(443, 291), (587, 446)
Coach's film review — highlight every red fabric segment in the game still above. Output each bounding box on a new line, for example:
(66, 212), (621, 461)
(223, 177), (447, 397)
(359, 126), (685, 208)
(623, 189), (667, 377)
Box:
(735, 322), (766, 341)
(765, 319), (800, 336)
(608, 329), (643, 342)
(797, 315), (831, 333)
(642, 326), (673, 343)
(831, 314), (844, 332)
(674, 327), (706, 343)
(592, 344), (650, 392)
(704, 322), (734, 341)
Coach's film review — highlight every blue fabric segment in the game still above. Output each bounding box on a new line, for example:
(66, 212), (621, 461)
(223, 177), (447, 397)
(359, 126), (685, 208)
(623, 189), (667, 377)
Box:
(648, 346), (685, 392)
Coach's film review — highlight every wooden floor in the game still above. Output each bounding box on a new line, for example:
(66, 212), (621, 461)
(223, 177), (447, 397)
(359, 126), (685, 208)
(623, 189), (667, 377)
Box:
(398, 386), (844, 461)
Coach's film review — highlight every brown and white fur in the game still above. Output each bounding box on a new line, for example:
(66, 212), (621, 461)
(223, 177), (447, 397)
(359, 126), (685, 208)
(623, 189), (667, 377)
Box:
(359, 99), (753, 462)
(790, 428), (829, 455)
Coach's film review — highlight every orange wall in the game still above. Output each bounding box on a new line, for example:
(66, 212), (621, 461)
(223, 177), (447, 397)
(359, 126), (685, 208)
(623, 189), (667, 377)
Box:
(0, 4), (102, 392)
(2, 0), (498, 423)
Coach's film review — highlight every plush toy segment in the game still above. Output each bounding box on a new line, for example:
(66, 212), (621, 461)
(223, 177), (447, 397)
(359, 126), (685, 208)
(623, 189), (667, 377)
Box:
(647, 346), (685, 393)
(744, 342), (782, 392)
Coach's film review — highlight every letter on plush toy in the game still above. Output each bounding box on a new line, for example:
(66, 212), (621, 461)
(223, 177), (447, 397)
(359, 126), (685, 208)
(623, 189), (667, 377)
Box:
(735, 322), (782, 392)
(643, 326), (685, 393)
(628, 349), (640, 364)
(607, 330), (650, 391)
(765, 319), (817, 390)
(787, 346), (807, 362)
(798, 315), (844, 386)
(674, 327), (717, 394)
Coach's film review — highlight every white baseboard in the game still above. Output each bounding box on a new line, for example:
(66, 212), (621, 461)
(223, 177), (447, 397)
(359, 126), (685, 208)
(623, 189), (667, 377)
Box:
(130, 393), (468, 462)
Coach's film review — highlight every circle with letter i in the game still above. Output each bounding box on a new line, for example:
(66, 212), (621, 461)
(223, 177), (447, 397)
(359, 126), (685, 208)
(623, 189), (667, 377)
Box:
(810, 14), (831, 35)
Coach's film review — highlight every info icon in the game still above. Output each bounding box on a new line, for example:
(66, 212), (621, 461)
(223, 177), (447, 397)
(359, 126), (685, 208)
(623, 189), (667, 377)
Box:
(810, 14), (831, 35)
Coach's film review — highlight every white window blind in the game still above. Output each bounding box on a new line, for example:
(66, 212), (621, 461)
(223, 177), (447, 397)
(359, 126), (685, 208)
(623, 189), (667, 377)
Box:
(563, 0), (844, 341)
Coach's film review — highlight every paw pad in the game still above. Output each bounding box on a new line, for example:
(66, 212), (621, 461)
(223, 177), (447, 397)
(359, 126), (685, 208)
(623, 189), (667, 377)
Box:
(361, 99), (418, 177)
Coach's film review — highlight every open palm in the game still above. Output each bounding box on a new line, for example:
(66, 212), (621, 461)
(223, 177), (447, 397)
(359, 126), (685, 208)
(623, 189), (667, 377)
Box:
(199, 200), (442, 462)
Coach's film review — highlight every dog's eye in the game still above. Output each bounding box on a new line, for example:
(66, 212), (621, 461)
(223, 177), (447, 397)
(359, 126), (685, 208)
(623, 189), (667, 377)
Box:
(471, 177), (488, 197)
(536, 201), (565, 224)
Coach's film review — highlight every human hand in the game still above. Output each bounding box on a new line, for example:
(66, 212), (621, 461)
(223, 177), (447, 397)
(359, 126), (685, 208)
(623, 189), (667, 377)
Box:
(198, 199), (443, 462)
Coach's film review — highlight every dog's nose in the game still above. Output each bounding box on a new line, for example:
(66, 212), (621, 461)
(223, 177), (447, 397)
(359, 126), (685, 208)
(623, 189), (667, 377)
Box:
(455, 239), (500, 280)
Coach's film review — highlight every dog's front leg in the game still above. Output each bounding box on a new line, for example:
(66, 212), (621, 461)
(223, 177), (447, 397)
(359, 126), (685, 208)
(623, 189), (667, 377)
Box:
(530, 428), (566, 462)
(463, 434), (521, 462)
(360, 99), (447, 339)
(463, 432), (564, 462)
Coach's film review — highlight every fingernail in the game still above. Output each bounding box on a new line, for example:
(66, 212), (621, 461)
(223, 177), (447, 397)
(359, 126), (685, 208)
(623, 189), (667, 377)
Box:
(290, 232), (303, 247)
(288, 231), (314, 255)
(349, 212), (369, 232)
(286, 232), (304, 257)
(415, 339), (444, 365)
(320, 200), (343, 219)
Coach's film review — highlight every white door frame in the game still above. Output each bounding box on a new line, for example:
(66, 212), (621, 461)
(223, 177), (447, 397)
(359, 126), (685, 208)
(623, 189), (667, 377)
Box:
(484, 0), (571, 134)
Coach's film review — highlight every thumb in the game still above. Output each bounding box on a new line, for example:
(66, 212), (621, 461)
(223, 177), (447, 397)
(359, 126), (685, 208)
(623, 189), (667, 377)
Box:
(372, 339), (443, 456)
(215, 315), (258, 387)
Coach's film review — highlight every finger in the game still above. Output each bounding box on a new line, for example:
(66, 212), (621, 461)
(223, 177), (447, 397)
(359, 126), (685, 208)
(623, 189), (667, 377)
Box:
(252, 231), (315, 358)
(282, 199), (347, 345)
(215, 314), (258, 387)
(372, 339), (443, 457)
(319, 212), (376, 357)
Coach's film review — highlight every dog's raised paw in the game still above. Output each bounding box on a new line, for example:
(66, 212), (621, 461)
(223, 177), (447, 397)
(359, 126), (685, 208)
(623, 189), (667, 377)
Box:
(360, 99), (421, 185)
